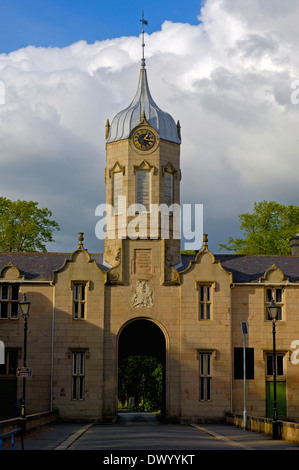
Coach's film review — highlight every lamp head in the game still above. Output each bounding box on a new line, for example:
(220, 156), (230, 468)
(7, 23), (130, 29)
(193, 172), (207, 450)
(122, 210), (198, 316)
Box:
(19, 293), (30, 319)
(267, 299), (279, 321)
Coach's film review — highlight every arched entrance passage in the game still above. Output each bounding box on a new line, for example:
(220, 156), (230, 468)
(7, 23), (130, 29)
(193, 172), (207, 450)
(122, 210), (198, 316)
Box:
(118, 319), (166, 416)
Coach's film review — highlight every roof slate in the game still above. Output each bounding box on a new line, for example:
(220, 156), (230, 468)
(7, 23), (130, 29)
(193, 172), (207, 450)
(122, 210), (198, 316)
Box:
(0, 252), (107, 281)
(178, 253), (299, 283)
(0, 251), (298, 283)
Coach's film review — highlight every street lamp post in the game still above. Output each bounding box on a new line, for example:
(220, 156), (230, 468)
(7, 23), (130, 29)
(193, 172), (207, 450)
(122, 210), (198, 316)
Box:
(19, 293), (31, 450)
(267, 299), (279, 440)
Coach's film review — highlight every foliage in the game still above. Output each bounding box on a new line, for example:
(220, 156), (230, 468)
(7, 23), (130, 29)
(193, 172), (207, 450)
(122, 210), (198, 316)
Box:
(118, 355), (163, 412)
(219, 201), (299, 255)
(0, 197), (60, 252)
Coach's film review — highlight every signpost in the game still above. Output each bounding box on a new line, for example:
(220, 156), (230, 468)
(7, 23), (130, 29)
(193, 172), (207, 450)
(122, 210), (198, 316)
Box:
(17, 367), (32, 378)
(241, 322), (248, 430)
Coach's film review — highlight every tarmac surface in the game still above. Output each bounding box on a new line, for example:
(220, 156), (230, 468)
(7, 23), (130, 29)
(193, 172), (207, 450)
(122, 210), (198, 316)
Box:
(1, 412), (299, 460)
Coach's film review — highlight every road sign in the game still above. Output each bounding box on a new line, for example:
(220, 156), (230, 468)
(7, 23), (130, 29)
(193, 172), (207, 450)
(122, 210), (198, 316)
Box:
(17, 367), (32, 377)
(241, 321), (248, 335)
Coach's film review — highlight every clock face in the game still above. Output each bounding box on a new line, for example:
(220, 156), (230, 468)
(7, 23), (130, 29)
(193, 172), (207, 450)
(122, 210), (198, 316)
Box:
(133, 128), (156, 151)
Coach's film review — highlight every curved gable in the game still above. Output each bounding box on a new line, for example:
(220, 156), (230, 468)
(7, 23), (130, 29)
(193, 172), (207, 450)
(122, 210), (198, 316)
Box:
(177, 235), (232, 284)
(258, 264), (289, 284)
(0, 262), (24, 281)
(53, 233), (107, 283)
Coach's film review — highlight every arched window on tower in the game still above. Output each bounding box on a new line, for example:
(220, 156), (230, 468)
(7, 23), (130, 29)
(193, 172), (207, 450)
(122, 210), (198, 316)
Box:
(113, 171), (123, 215)
(136, 170), (150, 212)
(164, 172), (173, 207)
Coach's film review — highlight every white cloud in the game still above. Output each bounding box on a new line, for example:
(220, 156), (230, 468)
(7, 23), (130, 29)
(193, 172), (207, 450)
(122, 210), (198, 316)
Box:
(0, 0), (299, 254)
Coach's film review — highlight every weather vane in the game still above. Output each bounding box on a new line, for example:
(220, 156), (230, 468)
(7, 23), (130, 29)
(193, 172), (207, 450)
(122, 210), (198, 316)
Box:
(140, 11), (148, 69)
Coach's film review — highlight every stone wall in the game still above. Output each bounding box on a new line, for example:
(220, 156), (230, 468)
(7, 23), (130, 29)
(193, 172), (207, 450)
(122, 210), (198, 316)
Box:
(226, 413), (299, 445)
(0, 410), (58, 435)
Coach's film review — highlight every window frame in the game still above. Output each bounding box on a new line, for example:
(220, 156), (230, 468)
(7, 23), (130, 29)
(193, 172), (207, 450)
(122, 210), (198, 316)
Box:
(199, 352), (212, 401)
(72, 282), (87, 320)
(0, 284), (20, 320)
(197, 282), (213, 321)
(72, 351), (85, 401)
(266, 353), (285, 378)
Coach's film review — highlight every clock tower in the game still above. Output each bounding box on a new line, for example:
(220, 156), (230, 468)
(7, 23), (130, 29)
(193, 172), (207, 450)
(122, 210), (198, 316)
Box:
(104, 29), (181, 279)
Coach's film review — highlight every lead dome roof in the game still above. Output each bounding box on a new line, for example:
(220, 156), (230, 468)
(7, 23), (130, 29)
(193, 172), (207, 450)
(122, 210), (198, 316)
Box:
(106, 68), (181, 144)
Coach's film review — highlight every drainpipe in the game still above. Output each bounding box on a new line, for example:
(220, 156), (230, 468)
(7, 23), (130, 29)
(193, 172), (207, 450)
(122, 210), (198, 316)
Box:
(230, 285), (234, 414)
(50, 283), (55, 412)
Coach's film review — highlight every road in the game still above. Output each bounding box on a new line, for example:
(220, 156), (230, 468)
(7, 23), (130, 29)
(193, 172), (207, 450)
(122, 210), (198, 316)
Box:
(5, 409), (298, 467)
(68, 418), (232, 451)
(64, 412), (297, 452)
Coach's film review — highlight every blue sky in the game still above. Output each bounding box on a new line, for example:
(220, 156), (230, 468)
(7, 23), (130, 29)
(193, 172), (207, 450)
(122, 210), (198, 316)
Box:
(0, 0), (203, 53)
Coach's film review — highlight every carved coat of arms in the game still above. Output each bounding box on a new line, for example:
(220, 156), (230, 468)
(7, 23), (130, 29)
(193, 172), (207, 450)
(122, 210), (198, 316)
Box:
(132, 280), (153, 308)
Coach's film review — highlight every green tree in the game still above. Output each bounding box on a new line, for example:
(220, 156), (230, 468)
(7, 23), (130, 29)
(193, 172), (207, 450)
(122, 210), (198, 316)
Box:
(0, 197), (60, 252)
(219, 201), (299, 255)
(118, 355), (163, 411)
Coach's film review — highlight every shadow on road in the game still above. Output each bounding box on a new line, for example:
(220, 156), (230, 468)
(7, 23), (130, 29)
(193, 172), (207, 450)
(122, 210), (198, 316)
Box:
(117, 411), (158, 424)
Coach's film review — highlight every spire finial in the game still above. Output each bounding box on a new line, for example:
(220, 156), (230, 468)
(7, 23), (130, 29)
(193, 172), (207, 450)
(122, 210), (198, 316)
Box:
(203, 234), (208, 248)
(78, 232), (84, 248)
(140, 11), (148, 69)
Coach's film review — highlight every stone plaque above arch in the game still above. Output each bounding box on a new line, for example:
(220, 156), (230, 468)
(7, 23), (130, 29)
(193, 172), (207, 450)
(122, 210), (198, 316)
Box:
(134, 249), (152, 275)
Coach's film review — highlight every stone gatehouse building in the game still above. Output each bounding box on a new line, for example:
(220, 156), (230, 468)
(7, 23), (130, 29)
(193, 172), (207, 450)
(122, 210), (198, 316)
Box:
(1, 59), (299, 424)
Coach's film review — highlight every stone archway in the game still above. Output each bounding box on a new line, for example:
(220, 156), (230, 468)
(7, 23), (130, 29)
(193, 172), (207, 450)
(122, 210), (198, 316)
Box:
(118, 318), (167, 416)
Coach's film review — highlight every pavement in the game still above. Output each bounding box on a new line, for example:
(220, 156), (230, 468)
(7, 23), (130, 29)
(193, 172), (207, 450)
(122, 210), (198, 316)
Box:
(191, 423), (299, 450)
(1, 413), (299, 453)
